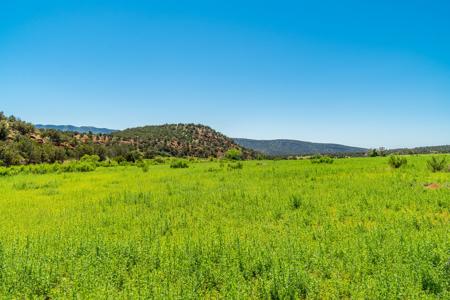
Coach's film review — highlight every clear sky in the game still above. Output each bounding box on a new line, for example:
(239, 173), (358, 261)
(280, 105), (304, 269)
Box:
(1, 0), (449, 148)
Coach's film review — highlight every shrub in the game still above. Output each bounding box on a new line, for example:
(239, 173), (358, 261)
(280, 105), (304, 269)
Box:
(225, 148), (242, 160)
(0, 146), (24, 166)
(80, 154), (100, 164)
(311, 155), (334, 164)
(153, 157), (166, 164)
(0, 120), (9, 141)
(114, 156), (126, 164)
(227, 162), (243, 170)
(59, 161), (97, 173)
(427, 156), (447, 172)
(367, 149), (379, 157)
(125, 150), (143, 163)
(170, 160), (189, 169)
(75, 162), (97, 172)
(99, 159), (118, 167)
(137, 161), (150, 173)
(388, 155), (407, 169)
(290, 195), (302, 209)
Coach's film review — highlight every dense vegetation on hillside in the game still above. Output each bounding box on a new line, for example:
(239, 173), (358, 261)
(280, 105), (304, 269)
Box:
(234, 138), (367, 156)
(0, 157), (448, 298)
(0, 113), (252, 166)
(114, 124), (254, 158)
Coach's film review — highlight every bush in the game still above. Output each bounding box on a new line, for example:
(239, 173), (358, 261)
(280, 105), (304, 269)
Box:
(170, 160), (189, 169)
(114, 156), (126, 164)
(141, 163), (150, 173)
(227, 162), (243, 170)
(427, 156), (447, 172)
(153, 157), (166, 164)
(225, 148), (242, 160)
(0, 120), (9, 141)
(290, 195), (302, 209)
(388, 155), (407, 169)
(75, 162), (97, 172)
(80, 154), (100, 164)
(125, 150), (143, 163)
(136, 160), (150, 172)
(367, 149), (379, 157)
(311, 155), (334, 164)
(59, 161), (97, 173)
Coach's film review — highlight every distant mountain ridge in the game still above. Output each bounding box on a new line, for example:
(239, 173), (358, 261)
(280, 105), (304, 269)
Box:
(35, 124), (117, 134)
(234, 138), (367, 156)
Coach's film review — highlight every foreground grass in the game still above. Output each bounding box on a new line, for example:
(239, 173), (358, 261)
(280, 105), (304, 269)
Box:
(0, 156), (448, 298)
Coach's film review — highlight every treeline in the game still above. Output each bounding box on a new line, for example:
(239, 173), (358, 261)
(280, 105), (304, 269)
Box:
(0, 113), (254, 166)
(267, 146), (450, 160)
(0, 113), (134, 166)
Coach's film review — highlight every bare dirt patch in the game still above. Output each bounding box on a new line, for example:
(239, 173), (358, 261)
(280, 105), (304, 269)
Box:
(424, 183), (441, 190)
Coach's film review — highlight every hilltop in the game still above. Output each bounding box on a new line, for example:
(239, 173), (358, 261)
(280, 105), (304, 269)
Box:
(114, 124), (253, 158)
(234, 138), (367, 156)
(0, 113), (253, 166)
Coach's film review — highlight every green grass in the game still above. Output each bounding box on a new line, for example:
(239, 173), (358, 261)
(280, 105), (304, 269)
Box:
(0, 156), (448, 299)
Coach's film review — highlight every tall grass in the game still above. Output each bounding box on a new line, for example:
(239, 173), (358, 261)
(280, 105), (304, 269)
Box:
(0, 155), (448, 298)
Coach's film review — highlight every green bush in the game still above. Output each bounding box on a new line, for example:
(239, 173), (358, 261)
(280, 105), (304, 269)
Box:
(141, 163), (149, 173)
(290, 195), (302, 209)
(427, 156), (447, 172)
(80, 154), (100, 164)
(0, 120), (9, 141)
(227, 162), (243, 170)
(170, 160), (189, 169)
(225, 148), (242, 160)
(125, 150), (143, 163)
(388, 155), (407, 169)
(153, 157), (166, 164)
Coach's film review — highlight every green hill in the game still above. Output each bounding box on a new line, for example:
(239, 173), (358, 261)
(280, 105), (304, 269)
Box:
(0, 113), (253, 166)
(234, 138), (367, 156)
(113, 124), (255, 158)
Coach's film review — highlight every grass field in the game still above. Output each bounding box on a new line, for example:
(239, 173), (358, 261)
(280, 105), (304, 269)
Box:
(0, 156), (448, 299)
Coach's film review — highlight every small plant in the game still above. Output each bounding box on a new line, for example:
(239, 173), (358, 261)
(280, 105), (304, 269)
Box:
(388, 155), (407, 169)
(227, 162), (243, 170)
(137, 161), (149, 173)
(427, 156), (447, 172)
(153, 157), (166, 164)
(170, 160), (189, 169)
(290, 195), (302, 209)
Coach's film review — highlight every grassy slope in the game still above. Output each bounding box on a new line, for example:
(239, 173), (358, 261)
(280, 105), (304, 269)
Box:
(0, 156), (448, 298)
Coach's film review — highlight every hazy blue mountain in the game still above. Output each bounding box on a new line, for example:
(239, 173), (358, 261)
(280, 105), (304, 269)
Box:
(35, 124), (117, 134)
(233, 138), (367, 156)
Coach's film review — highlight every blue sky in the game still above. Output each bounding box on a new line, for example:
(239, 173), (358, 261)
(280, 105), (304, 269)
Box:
(1, 0), (449, 148)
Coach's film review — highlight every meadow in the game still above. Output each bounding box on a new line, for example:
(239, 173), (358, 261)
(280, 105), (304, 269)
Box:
(0, 156), (448, 299)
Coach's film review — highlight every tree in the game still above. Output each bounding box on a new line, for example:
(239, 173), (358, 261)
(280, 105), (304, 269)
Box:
(0, 120), (9, 141)
(0, 144), (23, 166)
(125, 150), (143, 162)
(12, 120), (34, 135)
